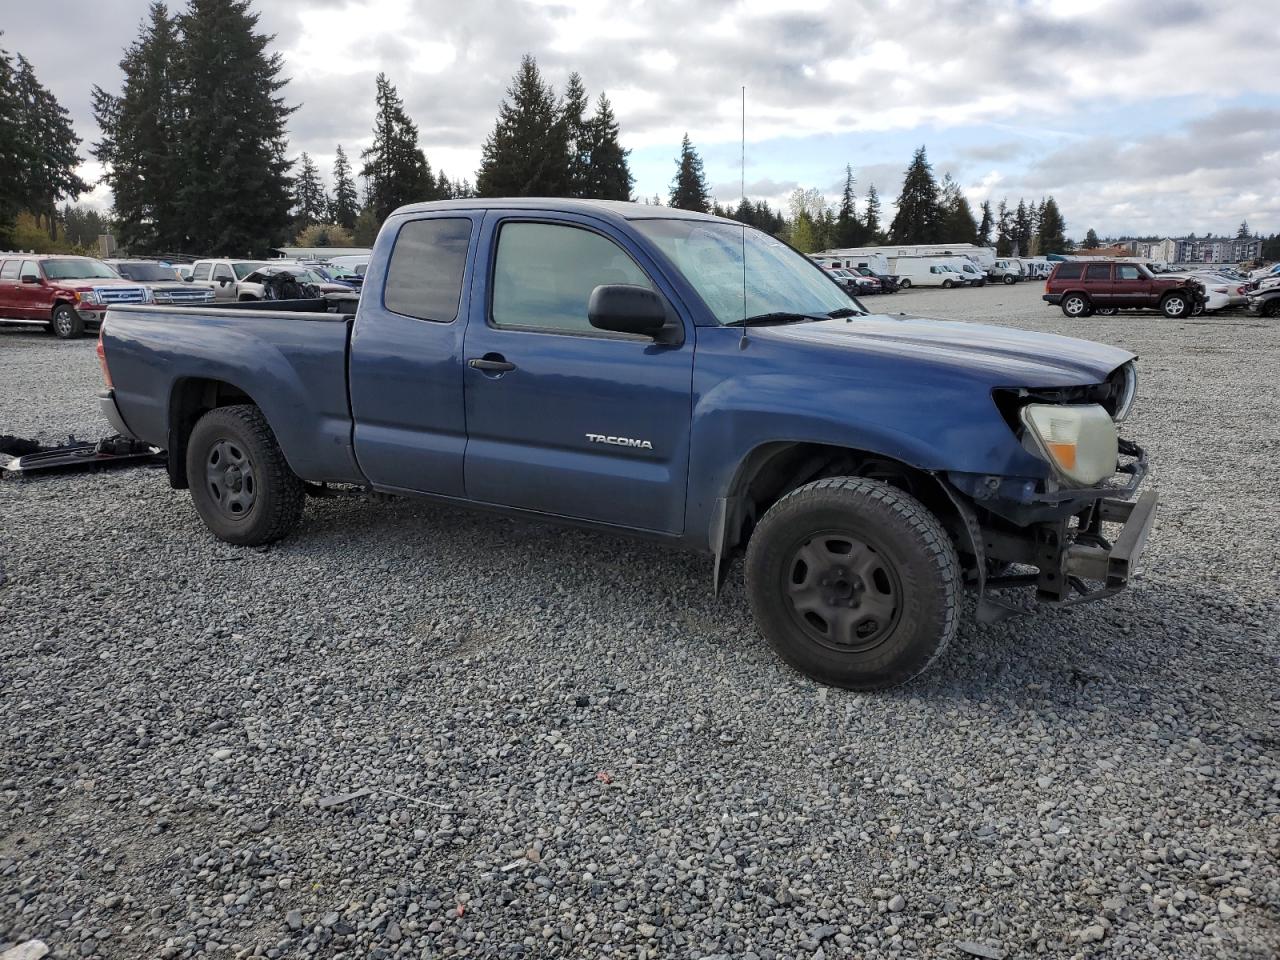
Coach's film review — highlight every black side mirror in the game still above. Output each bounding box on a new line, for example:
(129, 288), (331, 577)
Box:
(588, 284), (668, 338)
(21, 274), (40, 284)
(184, 275), (193, 282)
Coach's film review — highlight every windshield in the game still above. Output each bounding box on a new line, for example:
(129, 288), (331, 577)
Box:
(41, 258), (119, 280)
(115, 262), (179, 282)
(233, 261), (265, 279)
(633, 219), (855, 325)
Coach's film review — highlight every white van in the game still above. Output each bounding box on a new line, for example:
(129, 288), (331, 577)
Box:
(939, 257), (987, 286)
(889, 257), (971, 289)
(1018, 258), (1054, 279)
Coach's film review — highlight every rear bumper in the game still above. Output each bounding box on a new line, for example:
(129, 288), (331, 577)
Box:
(98, 389), (137, 439)
(1042, 293), (1062, 305)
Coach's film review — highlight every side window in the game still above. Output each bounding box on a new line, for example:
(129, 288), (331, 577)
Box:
(491, 222), (652, 334)
(1056, 263), (1082, 280)
(1116, 265), (1140, 280)
(212, 264), (233, 282)
(1085, 264), (1112, 281)
(384, 218), (472, 322)
(0, 260), (18, 281)
(20, 260), (40, 281)
(192, 263), (211, 281)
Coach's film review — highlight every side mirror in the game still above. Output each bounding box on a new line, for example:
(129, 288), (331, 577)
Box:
(184, 275), (193, 282)
(218, 277), (229, 286)
(21, 274), (40, 284)
(588, 284), (668, 338)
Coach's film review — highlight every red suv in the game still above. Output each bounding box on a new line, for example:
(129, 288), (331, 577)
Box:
(1043, 260), (1205, 319)
(0, 255), (150, 338)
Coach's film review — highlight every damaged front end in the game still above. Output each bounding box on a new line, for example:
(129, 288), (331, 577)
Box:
(944, 362), (1158, 621)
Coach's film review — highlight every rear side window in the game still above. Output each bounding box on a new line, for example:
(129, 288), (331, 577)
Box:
(192, 263), (211, 280)
(1055, 263), (1082, 279)
(491, 221), (652, 334)
(1085, 264), (1111, 281)
(0, 260), (17, 280)
(385, 218), (472, 322)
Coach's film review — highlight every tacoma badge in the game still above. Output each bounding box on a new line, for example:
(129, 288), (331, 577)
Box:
(585, 433), (653, 450)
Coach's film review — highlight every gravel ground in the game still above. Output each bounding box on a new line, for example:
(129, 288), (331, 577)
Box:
(1, 284), (1277, 960)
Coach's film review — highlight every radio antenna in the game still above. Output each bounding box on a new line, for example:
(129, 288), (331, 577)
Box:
(739, 85), (748, 350)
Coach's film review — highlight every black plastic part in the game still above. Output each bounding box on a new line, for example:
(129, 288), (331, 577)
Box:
(0, 435), (164, 477)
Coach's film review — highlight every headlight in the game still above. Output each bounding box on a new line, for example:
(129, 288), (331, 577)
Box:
(1113, 361), (1137, 422)
(79, 290), (102, 305)
(1020, 403), (1118, 486)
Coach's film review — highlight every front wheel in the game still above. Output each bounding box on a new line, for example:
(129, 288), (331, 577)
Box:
(51, 303), (84, 339)
(1263, 300), (1280, 318)
(897, 278), (911, 289)
(1061, 293), (1091, 318)
(745, 477), (960, 690)
(1161, 292), (1190, 318)
(1003, 274), (1015, 285)
(186, 404), (304, 546)
(942, 279), (954, 288)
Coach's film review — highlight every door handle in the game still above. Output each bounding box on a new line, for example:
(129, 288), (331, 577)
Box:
(468, 356), (516, 373)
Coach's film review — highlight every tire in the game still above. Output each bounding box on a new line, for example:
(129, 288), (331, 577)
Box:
(1190, 301), (1204, 317)
(898, 278), (912, 289)
(1161, 292), (1190, 318)
(1094, 307), (1118, 316)
(1061, 293), (1090, 318)
(1263, 300), (1280, 318)
(942, 279), (954, 289)
(1002, 274), (1015, 285)
(745, 476), (960, 691)
(51, 303), (84, 339)
(185, 404), (304, 546)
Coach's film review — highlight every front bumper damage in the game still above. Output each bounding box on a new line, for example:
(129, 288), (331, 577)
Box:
(943, 440), (1158, 622)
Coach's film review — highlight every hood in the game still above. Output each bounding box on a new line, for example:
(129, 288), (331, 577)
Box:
(757, 313), (1134, 386)
(56, 277), (141, 290)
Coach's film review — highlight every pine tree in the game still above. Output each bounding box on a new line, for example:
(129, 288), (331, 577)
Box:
(476, 55), (570, 198)
(92, 2), (181, 251)
(174, 0), (294, 255)
(834, 164), (862, 247)
(669, 133), (710, 212)
(581, 94), (631, 200)
(863, 185), (882, 241)
(12, 53), (86, 240)
(1011, 199), (1033, 256)
(977, 200), (993, 246)
(1035, 196), (1067, 254)
(1237, 219), (1251, 239)
(330, 145), (359, 229)
(995, 200), (1011, 256)
(0, 38), (28, 246)
(889, 146), (942, 244)
(939, 173), (977, 244)
(563, 71), (591, 197)
(292, 152), (327, 232)
(361, 73), (436, 222)
(1083, 227), (1100, 249)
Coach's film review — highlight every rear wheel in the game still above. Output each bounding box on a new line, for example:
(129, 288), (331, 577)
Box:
(1002, 274), (1015, 285)
(1061, 293), (1090, 318)
(186, 404), (304, 546)
(1161, 292), (1190, 318)
(1094, 306), (1118, 316)
(745, 477), (960, 690)
(51, 303), (84, 339)
(1263, 299), (1280, 318)
(898, 278), (912, 289)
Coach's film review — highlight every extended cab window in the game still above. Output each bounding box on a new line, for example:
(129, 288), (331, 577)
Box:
(1116, 265), (1141, 280)
(491, 222), (651, 333)
(192, 263), (211, 281)
(385, 218), (472, 322)
(1055, 263), (1082, 279)
(1085, 264), (1111, 281)
(0, 260), (17, 281)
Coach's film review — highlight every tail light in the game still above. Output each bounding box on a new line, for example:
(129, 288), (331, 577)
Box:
(96, 327), (112, 389)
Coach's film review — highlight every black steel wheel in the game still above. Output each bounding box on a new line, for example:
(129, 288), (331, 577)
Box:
(186, 404), (304, 545)
(51, 303), (84, 339)
(745, 476), (960, 690)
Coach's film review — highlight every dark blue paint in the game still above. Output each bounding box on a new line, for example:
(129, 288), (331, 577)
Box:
(103, 198), (1134, 553)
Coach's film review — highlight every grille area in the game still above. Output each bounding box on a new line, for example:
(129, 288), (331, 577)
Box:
(94, 285), (148, 304)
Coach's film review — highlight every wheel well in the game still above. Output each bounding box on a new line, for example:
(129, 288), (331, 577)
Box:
(167, 378), (256, 488)
(723, 442), (962, 557)
(1061, 289), (1089, 302)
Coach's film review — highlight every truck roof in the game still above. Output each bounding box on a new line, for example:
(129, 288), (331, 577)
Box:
(391, 197), (729, 224)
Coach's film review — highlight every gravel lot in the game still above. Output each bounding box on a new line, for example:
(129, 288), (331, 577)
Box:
(2, 283), (1277, 960)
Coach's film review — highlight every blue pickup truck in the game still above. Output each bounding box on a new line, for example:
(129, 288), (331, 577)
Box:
(98, 199), (1157, 690)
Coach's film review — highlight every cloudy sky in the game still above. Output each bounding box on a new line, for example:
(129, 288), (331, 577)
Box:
(7, 0), (1279, 239)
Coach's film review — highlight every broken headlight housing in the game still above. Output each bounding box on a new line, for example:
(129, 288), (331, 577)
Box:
(1020, 403), (1118, 486)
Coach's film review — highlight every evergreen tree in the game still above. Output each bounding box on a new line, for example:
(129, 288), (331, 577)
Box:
(476, 55), (570, 197)
(939, 172), (977, 244)
(330, 144), (359, 229)
(1083, 227), (1100, 249)
(1035, 196), (1067, 254)
(292, 152), (327, 231)
(1237, 219), (1251, 239)
(0, 37), (28, 246)
(563, 71), (591, 197)
(61, 203), (108, 250)
(863, 184), (882, 241)
(1262, 234), (1280, 261)
(581, 94), (632, 200)
(995, 200), (1011, 256)
(889, 146), (942, 244)
(174, 0), (294, 255)
(977, 200), (993, 246)
(92, 2), (181, 251)
(668, 133), (710, 212)
(361, 73), (436, 222)
(834, 164), (862, 247)
(12, 53), (86, 240)
(1011, 199), (1033, 256)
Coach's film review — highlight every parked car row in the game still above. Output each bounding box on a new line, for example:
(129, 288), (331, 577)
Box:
(1043, 258), (1277, 319)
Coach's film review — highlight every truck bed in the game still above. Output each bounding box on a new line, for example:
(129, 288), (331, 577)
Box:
(101, 303), (363, 484)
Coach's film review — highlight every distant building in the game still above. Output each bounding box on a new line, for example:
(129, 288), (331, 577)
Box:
(1172, 235), (1261, 263)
